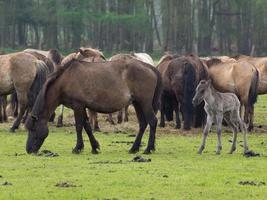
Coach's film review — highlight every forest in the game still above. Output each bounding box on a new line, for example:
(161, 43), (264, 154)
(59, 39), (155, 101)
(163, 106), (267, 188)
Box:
(0, 0), (267, 56)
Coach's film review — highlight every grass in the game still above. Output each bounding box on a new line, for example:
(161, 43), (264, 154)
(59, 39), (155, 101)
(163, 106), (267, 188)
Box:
(1, 96), (267, 200)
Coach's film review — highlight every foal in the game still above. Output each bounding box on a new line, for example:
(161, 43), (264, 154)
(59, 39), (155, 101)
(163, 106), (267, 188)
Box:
(192, 80), (249, 155)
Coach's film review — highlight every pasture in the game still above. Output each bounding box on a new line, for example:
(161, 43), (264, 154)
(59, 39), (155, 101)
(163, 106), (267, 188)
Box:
(1, 95), (267, 200)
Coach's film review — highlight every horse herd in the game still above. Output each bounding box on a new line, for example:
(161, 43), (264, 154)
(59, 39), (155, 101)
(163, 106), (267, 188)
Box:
(0, 48), (266, 155)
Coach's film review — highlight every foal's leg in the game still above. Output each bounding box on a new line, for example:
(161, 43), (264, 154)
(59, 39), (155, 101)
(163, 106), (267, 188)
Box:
(72, 108), (85, 154)
(0, 97), (3, 123)
(83, 110), (100, 154)
(224, 114), (238, 154)
(129, 102), (148, 153)
(198, 115), (213, 154)
(215, 113), (223, 154)
(88, 110), (100, 132)
(56, 105), (64, 127)
(107, 113), (115, 125)
(236, 112), (249, 153)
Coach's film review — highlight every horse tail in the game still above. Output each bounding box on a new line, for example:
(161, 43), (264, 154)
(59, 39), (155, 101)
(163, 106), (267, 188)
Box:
(248, 68), (259, 108)
(150, 67), (163, 114)
(27, 61), (50, 109)
(183, 62), (196, 130)
(164, 95), (174, 121)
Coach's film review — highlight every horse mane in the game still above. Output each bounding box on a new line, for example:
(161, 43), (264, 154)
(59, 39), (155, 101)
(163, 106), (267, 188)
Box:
(47, 49), (63, 65)
(206, 58), (222, 67)
(231, 54), (249, 60)
(30, 57), (78, 118)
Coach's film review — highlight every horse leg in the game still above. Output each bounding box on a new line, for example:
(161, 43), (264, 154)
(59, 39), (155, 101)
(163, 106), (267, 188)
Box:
(0, 97), (3, 123)
(215, 113), (223, 154)
(159, 94), (165, 127)
(72, 108), (84, 154)
(2, 96), (7, 122)
(56, 105), (64, 127)
(198, 115), (213, 154)
(117, 110), (123, 124)
(124, 105), (129, 122)
(89, 110), (100, 132)
(246, 105), (254, 132)
(224, 114), (238, 154)
(83, 110), (100, 154)
(173, 100), (181, 129)
(10, 103), (27, 132)
(107, 113), (115, 125)
(129, 102), (148, 154)
(236, 112), (249, 153)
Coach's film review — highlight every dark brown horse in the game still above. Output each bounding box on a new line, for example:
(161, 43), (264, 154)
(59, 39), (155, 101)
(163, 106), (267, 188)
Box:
(25, 56), (162, 155)
(157, 54), (209, 130)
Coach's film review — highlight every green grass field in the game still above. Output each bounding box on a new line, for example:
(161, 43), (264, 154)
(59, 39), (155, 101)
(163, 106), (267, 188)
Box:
(1, 96), (267, 200)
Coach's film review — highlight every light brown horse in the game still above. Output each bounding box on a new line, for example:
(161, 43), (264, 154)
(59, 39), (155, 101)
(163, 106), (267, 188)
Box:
(25, 55), (162, 155)
(0, 52), (53, 132)
(203, 58), (259, 131)
(233, 55), (267, 130)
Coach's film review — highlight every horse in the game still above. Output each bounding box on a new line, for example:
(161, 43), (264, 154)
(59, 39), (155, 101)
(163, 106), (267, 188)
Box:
(192, 80), (249, 155)
(108, 53), (155, 124)
(0, 52), (53, 132)
(203, 58), (259, 131)
(25, 55), (162, 155)
(157, 54), (209, 130)
(53, 47), (106, 131)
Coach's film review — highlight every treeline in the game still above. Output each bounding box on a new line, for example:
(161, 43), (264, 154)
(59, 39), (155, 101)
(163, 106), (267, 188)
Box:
(0, 0), (267, 56)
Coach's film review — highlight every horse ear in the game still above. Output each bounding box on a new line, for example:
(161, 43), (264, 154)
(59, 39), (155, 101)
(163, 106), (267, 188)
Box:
(79, 48), (85, 56)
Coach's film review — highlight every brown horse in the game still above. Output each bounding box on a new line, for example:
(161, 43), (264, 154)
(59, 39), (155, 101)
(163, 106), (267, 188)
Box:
(157, 54), (209, 130)
(52, 47), (106, 130)
(203, 58), (259, 131)
(0, 52), (53, 132)
(25, 56), (162, 155)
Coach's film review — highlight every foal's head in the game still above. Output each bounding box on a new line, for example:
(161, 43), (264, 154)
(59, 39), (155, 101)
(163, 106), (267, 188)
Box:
(192, 80), (211, 106)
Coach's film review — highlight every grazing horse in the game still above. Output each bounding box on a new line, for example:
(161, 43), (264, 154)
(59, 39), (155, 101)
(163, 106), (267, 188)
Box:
(53, 47), (106, 130)
(108, 53), (155, 124)
(203, 58), (259, 131)
(157, 54), (209, 130)
(192, 80), (249, 155)
(0, 52), (53, 132)
(25, 56), (162, 155)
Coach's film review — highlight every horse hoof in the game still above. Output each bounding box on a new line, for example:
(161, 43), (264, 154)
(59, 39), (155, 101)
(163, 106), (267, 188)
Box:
(72, 148), (83, 154)
(215, 151), (221, 155)
(56, 123), (63, 128)
(175, 125), (181, 129)
(143, 149), (152, 154)
(94, 127), (101, 132)
(9, 128), (16, 133)
(129, 148), (139, 154)
(159, 123), (165, 128)
(91, 149), (99, 154)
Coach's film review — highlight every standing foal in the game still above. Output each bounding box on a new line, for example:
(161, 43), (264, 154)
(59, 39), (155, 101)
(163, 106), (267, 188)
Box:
(192, 80), (249, 155)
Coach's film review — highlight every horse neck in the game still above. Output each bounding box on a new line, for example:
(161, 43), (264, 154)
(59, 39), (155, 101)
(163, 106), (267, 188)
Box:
(40, 83), (60, 121)
(204, 86), (217, 106)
